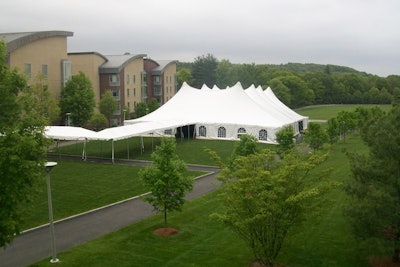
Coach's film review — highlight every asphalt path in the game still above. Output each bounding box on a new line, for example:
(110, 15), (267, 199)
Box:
(0, 158), (220, 267)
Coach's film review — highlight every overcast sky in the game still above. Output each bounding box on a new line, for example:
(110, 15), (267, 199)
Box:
(1, 0), (399, 77)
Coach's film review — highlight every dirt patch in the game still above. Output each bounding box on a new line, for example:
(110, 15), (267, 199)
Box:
(153, 228), (179, 236)
(369, 256), (400, 267)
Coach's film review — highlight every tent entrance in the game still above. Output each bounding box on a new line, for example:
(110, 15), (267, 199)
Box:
(176, 124), (196, 140)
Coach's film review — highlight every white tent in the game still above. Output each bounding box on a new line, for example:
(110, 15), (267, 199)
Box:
(124, 82), (308, 143)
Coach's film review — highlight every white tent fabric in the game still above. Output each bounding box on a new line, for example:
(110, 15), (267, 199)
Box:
(44, 82), (307, 144)
(124, 82), (308, 143)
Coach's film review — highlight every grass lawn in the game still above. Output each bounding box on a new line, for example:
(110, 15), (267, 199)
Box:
(30, 104), (394, 266)
(31, 135), (377, 267)
(21, 160), (204, 230)
(295, 104), (392, 120)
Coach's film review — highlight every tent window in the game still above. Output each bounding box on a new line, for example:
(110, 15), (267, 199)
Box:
(164, 129), (172, 135)
(199, 126), (206, 137)
(218, 127), (226, 138)
(237, 127), (246, 138)
(259, 129), (268, 141)
(298, 121), (304, 131)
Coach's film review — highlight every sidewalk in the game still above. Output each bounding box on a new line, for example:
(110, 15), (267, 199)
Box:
(0, 162), (219, 267)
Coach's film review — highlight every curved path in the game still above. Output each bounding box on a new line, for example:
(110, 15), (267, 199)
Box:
(0, 158), (220, 267)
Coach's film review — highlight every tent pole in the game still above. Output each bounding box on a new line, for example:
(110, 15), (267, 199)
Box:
(140, 136), (144, 154)
(112, 140), (115, 164)
(127, 138), (130, 159)
(82, 139), (87, 161)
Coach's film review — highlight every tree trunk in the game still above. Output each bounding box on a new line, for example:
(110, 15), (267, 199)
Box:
(164, 205), (167, 228)
(392, 248), (399, 262)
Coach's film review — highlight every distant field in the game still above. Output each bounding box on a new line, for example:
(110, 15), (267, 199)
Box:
(295, 104), (392, 120)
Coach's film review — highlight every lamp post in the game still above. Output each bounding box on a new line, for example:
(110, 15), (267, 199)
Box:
(122, 109), (126, 126)
(45, 161), (59, 264)
(65, 113), (71, 126)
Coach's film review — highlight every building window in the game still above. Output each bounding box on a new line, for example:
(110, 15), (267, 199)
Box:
(42, 64), (48, 80)
(127, 88), (130, 97)
(24, 63), (32, 79)
(237, 127), (246, 138)
(133, 74), (136, 84)
(199, 126), (206, 137)
(126, 74), (130, 84)
(218, 127), (226, 138)
(259, 129), (268, 141)
(61, 60), (72, 86)
(112, 89), (120, 100)
(109, 74), (120, 86)
(154, 75), (160, 84)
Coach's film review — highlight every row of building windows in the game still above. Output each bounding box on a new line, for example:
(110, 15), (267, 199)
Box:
(198, 126), (268, 141)
(24, 63), (48, 79)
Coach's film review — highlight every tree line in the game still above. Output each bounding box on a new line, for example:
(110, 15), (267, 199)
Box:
(177, 54), (400, 108)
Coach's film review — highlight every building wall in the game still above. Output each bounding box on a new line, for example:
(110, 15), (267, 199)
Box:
(143, 59), (158, 101)
(123, 57), (144, 114)
(162, 63), (177, 103)
(68, 53), (106, 105)
(8, 36), (68, 98)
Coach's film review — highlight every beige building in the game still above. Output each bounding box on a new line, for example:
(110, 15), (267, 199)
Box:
(0, 31), (73, 97)
(1, 30), (178, 126)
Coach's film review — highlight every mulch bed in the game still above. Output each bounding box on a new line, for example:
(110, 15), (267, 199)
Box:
(153, 227), (179, 236)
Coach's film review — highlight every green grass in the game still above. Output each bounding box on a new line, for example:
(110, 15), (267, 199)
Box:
(32, 136), (374, 267)
(51, 137), (274, 165)
(31, 104), (394, 266)
(21, 160), (204, 230)
(295, 104), (392, 120)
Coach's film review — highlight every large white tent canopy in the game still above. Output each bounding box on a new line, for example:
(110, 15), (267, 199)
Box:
(45, 82), (308, 144)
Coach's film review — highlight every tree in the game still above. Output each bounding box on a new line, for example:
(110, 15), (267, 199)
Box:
(99, 90), (117, 127)
(345, 104), (400, 262)
(60, 71), (95, 126)
(304, 122), (328, 151)
(147, 98), (159, 113)
(0, 40), (50, 247)
(139, 138), (193, 227)
(176, 67), (194, 88)
(275, 125), (295, 155)
(191, 54), (218, 88)
(212, 149), (333, 267)
(85, 113), (108, 131)
(20, 73), (60, 124)
(135, 102), (148, 118)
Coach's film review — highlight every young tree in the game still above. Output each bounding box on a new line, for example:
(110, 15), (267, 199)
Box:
(85, 113), (108, 131)
(147, 98), (159, 113)
(345, 104), (400, 262)
(99, 90), (117, 127)
(0, 40), (50, 247)
(135, 102), (148, 118)
(140, 138), (193, 227)
(176, 67), (194, 88)
(275, 125), (295, 155)
(60, 71), (95, 126)
(212, 149), (333, 267)
(304, 122), (328, 151)
(20, 73), (60, 124)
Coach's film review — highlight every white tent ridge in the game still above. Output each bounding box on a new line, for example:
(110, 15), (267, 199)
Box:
(45, 82), (308, 144)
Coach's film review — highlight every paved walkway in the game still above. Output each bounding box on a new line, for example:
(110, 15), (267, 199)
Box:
(0, 159), (220, 267)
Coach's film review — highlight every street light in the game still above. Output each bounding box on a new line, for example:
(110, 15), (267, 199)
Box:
(65, 113), (71, 126)
(45, 161), (59, 264)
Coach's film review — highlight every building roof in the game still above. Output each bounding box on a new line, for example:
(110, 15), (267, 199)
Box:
(99, 53), (147, 74)
(68, 51), (108, 62)
(0, 31), (73, 53)
(151, 60), (178, 75)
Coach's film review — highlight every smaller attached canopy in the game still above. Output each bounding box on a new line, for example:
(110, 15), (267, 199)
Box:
(44, 126), (99, 140)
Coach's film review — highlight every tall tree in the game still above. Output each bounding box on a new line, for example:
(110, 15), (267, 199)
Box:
(60, 71), (95, 126)
(212, 149), (333, 267)
(99, 90), (117, 127)
(304, 122), (328, 151)
(140, 138), (193, 227)
(176, 67), (194, 88)
(147, 98), (159, 113)
(275, 125), (295, 155)
(191, 54), (218, 88)
(0, 40), (50, 247)
(345, 104), (400, 262)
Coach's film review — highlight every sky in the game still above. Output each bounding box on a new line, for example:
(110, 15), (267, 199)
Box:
(1, 0), (399, 77)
